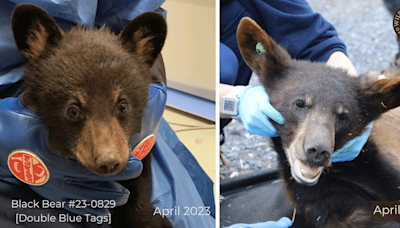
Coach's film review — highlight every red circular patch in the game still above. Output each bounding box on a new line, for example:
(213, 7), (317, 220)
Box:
(7, 150), (50, 186)
(131, 134), (155, 160)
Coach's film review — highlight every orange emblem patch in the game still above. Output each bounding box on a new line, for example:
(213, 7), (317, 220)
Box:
(131, 134), (155, 160)
(7, 150), (50, 186)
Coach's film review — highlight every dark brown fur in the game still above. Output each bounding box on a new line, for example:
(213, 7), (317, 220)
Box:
(237, 17), (400, 227)
(12, 3), (171, 227)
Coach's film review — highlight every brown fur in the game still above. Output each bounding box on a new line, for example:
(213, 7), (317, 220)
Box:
(132, 27), (155, 57)
(75, 117), (129, 174)
(236, 18), (291, 89)
(370, 109), (400, 173)
(25, 22), (48, 58)
(237, 17), (400, 227)
(12, 3), (171, 227)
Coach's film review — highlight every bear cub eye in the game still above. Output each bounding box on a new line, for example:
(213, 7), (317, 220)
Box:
(295, 100), (305, 109)
(338, 113), (349, 124)
(120, 102), (129, 113)
(68, 106), (79, 119)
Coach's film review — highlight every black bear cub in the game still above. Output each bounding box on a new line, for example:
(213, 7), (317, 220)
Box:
(237, 17), (400, 228)
(12, 3), (171, 228)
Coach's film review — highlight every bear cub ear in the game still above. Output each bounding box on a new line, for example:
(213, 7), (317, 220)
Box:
(12, 3), (64, 61)
(119, 12), (167, 67)
(236, 17), (291, 89)
(362, 77), (400, 120)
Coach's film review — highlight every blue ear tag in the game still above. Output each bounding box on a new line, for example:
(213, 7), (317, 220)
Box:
(256, 42), (265, 55)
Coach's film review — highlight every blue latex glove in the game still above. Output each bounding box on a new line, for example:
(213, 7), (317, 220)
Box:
(332, 121), (374, 163)
(238, 85), (284, 137)
(227, 217), (292, 228)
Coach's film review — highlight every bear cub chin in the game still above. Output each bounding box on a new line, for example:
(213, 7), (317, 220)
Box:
(11, 3), (171, 228)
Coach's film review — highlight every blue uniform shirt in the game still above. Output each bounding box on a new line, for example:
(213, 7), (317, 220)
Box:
(220, 0), (347, 86)
(0, 0), (166, 92)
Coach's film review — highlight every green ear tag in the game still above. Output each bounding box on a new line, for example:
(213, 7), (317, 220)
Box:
(256, 42), (265, 55)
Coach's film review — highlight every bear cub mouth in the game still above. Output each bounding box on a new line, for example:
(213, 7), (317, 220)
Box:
(287, 150), (325, 186)
(293, 159), (323, 185)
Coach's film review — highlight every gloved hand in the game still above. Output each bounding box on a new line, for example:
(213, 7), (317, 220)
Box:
(238, 85), (284, 137)
(227, 217), (292, 228)
(332, 121), (373, 162)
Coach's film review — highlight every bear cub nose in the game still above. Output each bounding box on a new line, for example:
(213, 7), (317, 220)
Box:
(96, 153), (122, 173)
(305, 139), (331, 166)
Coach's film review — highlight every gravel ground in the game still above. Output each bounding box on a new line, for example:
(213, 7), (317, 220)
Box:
(220, 0), (399, 180)
(308, 0), (398, 74)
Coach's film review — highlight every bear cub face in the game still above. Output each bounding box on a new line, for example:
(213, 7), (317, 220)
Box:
(237, 17), (400, 186)
(11, 3), (166, 176)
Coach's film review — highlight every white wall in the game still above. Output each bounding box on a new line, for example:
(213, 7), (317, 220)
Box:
(161, 0), (216, 101)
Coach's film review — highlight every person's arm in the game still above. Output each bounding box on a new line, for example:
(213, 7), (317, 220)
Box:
(220, 84), (236, 119)
(326, 51), (358, 77)
(239, 0), (346, 62)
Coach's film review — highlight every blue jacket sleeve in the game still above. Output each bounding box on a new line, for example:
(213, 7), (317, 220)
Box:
(257, 0), (346, 62)
(0, 0), (165, 92)
(235, 0), (346, 61)
(221, 0), (347, 85)
(0, 1), (26, 91)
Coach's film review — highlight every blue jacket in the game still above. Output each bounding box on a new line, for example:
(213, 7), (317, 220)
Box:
(220, 0), (347, 86)
(0, 0), (166, 92)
